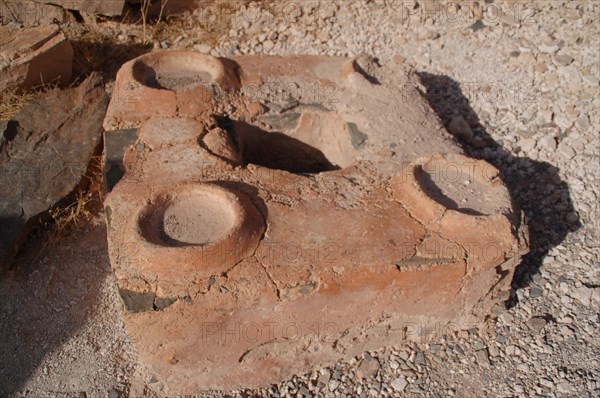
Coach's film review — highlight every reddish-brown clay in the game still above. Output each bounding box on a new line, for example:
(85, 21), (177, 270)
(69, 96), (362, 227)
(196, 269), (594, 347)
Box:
(103, 52), (529, 394)
(0, 25), (73, 92)
(104, 51), (240, 130)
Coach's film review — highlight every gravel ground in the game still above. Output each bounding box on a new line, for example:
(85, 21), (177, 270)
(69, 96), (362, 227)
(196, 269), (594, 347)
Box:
(1, 1), (598, 397)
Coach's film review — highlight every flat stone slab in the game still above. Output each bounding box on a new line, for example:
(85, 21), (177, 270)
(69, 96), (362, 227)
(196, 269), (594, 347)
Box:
(0, 25), (72, 92)
(30, 0), (127, 16)
(0, 73), (108, 270)
(0, 1), (68, 25)
(103, 52), (529, 394)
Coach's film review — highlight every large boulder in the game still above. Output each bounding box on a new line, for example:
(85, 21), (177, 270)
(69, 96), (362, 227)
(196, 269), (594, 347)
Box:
(0, 73), (108, 270)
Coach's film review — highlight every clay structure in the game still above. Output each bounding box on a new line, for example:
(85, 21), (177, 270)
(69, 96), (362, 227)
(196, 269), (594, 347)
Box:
(103, 52), (529, 394)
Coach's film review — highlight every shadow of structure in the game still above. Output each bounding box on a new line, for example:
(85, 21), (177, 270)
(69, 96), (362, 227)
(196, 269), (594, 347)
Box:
(417, 72), (581, 308)
(0, 224), (109, 394)
(216, 117), (341, 174)
(70, 40), (152, 82)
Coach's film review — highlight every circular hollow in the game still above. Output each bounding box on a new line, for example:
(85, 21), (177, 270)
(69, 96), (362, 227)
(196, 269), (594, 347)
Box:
(138, 185), (240, 246)
(416, 155), (512, 216)
(132, 52), (225, 91)
(216, 108), (359, 174)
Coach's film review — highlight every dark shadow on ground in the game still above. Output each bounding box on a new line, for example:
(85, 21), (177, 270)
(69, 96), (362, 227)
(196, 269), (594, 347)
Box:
(0, 224), (109, 394)
(70, 40), (152, 82)
(416, 72), (581, 307)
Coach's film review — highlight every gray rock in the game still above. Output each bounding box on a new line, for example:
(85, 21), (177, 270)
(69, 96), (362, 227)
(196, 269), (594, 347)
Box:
(569, 286), (594, 306)
(557, 142), (575, 160)
(415, 352), (426, 366)
(398, 351), (410, 361)
(473, 341), (486, 351)
(528, 316), (548, 333)
(539, 378), (555, 388)
(518, 138), (536, 152)
(328, 379), (340, 391)
(0, 73), (108, 270)
(553, 54), (574, 66)
(357, 357), (380, 379)
(537, 136), (557, 152)
(538, 42), (560, 53)
(263, 40), (275, 51)
(318, 369), (331, 384)
(475, 349), (490, 367)
(298, 386), (310, 397)
(530, 286), (544, 298)
(391, 377), (408, 392)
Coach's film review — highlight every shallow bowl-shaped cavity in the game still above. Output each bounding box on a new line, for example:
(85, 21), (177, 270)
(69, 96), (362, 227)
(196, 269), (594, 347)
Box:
(138, 184), (240, 246)
(416, 154), (512, 216)
(131, 52), (227, 91)
(217, 107), (360, 174)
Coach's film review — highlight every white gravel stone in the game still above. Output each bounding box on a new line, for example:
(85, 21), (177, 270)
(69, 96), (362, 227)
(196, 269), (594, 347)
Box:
(537, 135), (557, 152)
(518, 138), (536, 152)
(391, 377), (408, 392)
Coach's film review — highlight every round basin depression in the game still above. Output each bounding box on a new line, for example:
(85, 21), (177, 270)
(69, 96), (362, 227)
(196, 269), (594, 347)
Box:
(416, 154), (512, 216)
(131, 52), (229, 91)
(138, 184), (250, 247)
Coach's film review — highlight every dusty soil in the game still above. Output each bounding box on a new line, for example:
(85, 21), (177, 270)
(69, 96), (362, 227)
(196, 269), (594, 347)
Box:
(149, 71), (214, 90)
(159, 192), (236, 245)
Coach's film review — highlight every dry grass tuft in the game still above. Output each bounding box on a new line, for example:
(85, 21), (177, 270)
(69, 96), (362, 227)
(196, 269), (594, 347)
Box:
(30, 189), (95, 263)
(0, 82), (58, 120)
(48, 190), (95, 239)
(30, 155), (105, 263)
(44, 155), (105, 242)
(140, 0), (170, 43)
(151, 17), (191, 44)
(0, 90), (39, 120)
(141, 0), (153, 44)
